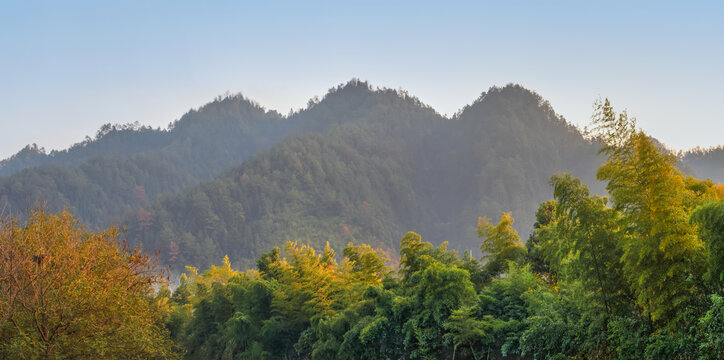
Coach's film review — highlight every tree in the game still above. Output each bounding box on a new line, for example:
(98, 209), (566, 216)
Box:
(341, 242), (389, 285)
(691, 201), (724, 293)
(544, 173), (630, 316)
(525, 200), (557, 282)
(0, 209), (176, 359)
(478, 213), (527, 279)
(697, 294), (724, 359)
(590, 98), (705, 325)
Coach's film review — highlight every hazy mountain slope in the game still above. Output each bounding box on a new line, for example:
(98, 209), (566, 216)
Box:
(0, 124), (171, 177)
(4, 80), (717, 271)
(680, 146), (724, 183)
(124, 84), (606, 270)
(417, 85), (604, 251)
(0, 95), (286, 227)
(127, 83), (445, 268)
(130, 126), (427, 268)
(0, 81), (435, 229)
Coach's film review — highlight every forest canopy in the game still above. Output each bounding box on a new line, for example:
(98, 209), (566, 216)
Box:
(155, 100), (723, 359)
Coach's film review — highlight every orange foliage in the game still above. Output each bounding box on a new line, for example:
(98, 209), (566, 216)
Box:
(0, 209), (174, 358)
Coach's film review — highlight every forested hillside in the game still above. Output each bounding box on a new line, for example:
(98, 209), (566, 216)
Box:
(1, 81), (721, 271)
(1, 84), (723, 359)
(124, 84), (604, 269)
(682, 146), (724, 183)
(0, 81), (436, 228)
(0, 94), (286, 226)
(0, 123), (170, 177)
(156, 104), (724, 359)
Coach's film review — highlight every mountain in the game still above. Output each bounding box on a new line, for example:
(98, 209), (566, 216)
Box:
(0, 123), (171, 177)
(123, 84), (605, 269)
(680, 146), (724, 183)
(0, 94), (286, 226)
(1, 80), (720, 270)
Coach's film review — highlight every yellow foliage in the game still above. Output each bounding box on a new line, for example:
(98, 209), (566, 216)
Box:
(0, 209), (176, 358)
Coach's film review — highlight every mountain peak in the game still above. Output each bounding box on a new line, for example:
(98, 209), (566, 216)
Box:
(465, 84), (546, 111)
(456, 83), (563, 125)
(292, 79), (439, 131)
(174, 92), (277, 125)
(316, 79), (375, 104)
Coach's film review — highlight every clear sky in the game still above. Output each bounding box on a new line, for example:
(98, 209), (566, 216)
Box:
(1, 0), (722, 159)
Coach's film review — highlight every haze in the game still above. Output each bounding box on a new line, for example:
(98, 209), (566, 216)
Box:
(1, 0), (722, 159)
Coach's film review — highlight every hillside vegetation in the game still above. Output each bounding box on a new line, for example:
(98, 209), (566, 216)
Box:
(1, 87), (722, 359)
(123, 83), (604, 269)
(1, 81), (721, 271)
(0, 94), (286, 226)
(160, 103), (724, 359)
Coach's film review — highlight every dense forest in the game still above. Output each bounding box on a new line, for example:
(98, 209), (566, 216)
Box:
(2, 100), (721, 359)
(155, 100), (724, 359)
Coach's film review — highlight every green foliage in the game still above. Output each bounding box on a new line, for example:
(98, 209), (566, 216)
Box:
(591, 99), (708, 325)
(477, 263), (542, 358)
(691, 201), (724, 292)
(160, 97), (723, 357)
(478, 213), (527, 280)
(404, 259), (476, 358)
(540, 173), (630, 316)
(166, 168), (722, 359)
(3, 89), (724, 359)
(168, 232), (485, 359)
(164, 240), (394, 359)
(525, 200), (556, 281)
(698, 294), (724, 358)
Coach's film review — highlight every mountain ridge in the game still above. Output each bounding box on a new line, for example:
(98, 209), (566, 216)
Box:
(1, 80), (721, 271)
(3, 80), (717, 174)
(120, 83), (608, 269)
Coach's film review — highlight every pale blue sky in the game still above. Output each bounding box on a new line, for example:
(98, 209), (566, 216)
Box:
(1, 1), (722, 159)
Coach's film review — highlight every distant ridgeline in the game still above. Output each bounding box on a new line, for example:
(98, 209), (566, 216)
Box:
(680, 146), (724, 183)
(0, 80), (721, 269)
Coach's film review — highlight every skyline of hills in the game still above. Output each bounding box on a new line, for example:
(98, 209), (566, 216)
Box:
(0, 80), (721, 270)
(2, 79), (721, 174)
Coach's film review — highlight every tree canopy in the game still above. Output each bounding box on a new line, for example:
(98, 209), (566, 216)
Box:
(0, 209), (176, 359)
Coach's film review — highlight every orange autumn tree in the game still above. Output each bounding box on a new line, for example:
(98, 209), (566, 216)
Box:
(0, 209), (176, 359)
